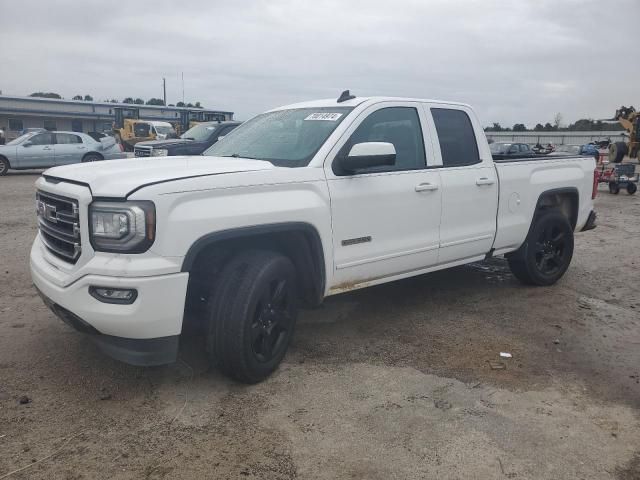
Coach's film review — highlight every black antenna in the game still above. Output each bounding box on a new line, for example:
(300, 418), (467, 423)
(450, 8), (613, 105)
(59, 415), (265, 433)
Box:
(337, 90), (356, 103)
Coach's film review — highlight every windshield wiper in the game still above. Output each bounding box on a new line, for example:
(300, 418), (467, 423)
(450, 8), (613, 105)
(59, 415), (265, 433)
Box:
(220, 153), (260, 159)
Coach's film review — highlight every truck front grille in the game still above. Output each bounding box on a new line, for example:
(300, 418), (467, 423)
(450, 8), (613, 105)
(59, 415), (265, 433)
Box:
(36, 190), (81, 263)
(134, 147), (151, 157)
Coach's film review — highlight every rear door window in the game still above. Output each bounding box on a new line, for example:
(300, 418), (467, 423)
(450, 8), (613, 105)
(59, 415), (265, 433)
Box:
(56, 133), (83, 144)
(431, 108), (480, 167)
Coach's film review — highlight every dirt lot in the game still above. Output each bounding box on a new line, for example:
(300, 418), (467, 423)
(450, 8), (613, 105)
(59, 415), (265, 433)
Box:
(0, 171), (639, 479)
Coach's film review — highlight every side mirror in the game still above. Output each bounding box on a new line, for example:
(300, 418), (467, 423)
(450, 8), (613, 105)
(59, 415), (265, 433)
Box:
(23, 140), (33, 147)
(338, 142), (396, 173)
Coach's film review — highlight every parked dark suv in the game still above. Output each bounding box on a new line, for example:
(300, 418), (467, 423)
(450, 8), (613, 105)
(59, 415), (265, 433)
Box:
(133, 121), (241, 157)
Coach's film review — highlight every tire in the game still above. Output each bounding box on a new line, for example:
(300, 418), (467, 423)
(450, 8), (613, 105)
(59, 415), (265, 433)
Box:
(0, 157), (9, 176)
(82, 153), (102, 163)
(609, 182), (620, 194)
(206, 250), (298, 383)
(627, 182), (637, 195)
(609, 142), (628, 163)
(507, 210), (574, 286)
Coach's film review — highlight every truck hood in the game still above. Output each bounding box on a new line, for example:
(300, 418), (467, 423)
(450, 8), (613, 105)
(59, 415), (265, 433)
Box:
(43, 156), (275, 198)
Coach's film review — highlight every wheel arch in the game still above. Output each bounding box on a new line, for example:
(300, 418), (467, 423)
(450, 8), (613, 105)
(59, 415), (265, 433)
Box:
(0, 154), (11, 168)
(507, 187), (579, 258)
(182, 222), (326, 307)
(534, 187), (579, 230)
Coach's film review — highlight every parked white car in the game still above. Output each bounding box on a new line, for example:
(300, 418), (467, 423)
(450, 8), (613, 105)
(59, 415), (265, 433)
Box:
(30, 93), (597, 383)
(0, 131), (125, 175)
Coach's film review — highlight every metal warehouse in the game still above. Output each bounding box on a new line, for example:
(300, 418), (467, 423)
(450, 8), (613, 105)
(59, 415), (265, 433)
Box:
(0, 95), (234, 140)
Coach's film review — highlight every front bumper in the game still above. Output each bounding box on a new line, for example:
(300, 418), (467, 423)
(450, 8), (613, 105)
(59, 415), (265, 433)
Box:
(31, 240), (189, 366)
(36, 288), (179, 366)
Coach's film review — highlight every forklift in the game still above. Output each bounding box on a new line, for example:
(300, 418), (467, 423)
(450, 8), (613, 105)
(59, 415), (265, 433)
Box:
(113, 107), (158, 152)
(608, 106), (640, 162)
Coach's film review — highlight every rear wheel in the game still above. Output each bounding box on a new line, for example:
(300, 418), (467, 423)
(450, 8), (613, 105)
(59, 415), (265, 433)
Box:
(507, 210), (574, 286)
(82, 153), (101, 163)
(609, 142), (628, 163)
(206, 250), (297, 383)
(627, 182), (637, 195)
(0, 157), (9, 176)
(609, 182), (620, 194)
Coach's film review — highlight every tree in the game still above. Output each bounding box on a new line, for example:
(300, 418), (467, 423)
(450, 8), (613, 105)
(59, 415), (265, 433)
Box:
(29, 92), (62, 99)
(122, 97), (134, 104)
(146, 98), (165, 106)
(83, 95), (93, 101)
(534, 123), (544, 131)
(543, 122), (554, 131)
(134, 98), (144, 105)
(194, 101), (202, 108)
(512, 123), (526, 132)
(72, 95), (83, 100)
(553, 112), (563, 129)
(109, 99), (119, 103)
(176, 101), (185, 107)
(186, 102), (194, 108)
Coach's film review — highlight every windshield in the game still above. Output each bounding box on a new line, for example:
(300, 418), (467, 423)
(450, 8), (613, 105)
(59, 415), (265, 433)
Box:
(489, 143), (511, 154)
(204, 107), (353, 167)
(181, 123), (218, 141)
(556, 145), (580, 154)
(154, 125), (175, 135)
(7, 132), (37, 146)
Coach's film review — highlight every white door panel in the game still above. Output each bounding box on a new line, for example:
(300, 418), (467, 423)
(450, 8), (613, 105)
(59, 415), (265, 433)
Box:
(328, 170), (441, 284)
(438, 165), (498, 262)
(324, 102), (442, 286)
(425, 105), (498, 264)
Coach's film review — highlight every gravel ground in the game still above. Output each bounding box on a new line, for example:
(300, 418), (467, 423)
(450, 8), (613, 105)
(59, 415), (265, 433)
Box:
(0, 171), (639, 479)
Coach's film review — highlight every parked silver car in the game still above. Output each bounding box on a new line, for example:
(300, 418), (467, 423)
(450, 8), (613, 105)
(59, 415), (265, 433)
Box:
(0, 131), (125, 176)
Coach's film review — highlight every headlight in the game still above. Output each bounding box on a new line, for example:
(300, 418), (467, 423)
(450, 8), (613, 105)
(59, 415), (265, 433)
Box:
(89, 201), (155, 253)
(151, 149), (169, 157)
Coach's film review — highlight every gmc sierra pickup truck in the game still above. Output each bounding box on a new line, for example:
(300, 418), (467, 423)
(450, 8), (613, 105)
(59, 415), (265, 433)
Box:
(30, 92), (598, 383)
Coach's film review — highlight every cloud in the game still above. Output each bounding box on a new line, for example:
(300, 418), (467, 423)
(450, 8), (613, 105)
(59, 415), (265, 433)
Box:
(0, 0), (638, 127)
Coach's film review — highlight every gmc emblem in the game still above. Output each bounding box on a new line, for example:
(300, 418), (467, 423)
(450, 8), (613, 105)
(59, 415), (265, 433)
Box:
(37, 200), (58, 223)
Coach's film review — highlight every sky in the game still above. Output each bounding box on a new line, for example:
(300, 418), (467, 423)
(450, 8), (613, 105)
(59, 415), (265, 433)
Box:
(1, 0), (637, 128)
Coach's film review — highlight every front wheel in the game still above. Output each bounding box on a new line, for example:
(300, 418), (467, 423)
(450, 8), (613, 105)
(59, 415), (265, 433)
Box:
(627, 182), (637, 195)
(507, 210), (574, 286)
(206, 250), (298, 383)
(0, 157), (9, 176)
(609, 182), (620, 194)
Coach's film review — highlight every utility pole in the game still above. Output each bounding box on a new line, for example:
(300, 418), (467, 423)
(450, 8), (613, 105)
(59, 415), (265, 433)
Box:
(162, 77), (167, 106)
(182, 72), (185, 104)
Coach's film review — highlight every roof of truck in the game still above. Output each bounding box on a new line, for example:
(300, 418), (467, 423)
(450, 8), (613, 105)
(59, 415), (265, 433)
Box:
(270, 96), (472, 112)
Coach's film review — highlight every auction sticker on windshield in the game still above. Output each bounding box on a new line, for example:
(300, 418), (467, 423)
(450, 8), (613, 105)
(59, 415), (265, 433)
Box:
(304, 113), (343, 121)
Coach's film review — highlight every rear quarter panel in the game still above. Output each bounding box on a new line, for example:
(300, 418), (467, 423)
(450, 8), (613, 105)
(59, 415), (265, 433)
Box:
(493, 156), (595, 254)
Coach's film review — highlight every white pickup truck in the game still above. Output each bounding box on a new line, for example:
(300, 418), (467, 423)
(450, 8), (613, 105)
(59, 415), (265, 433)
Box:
(30, 92), (598, 383)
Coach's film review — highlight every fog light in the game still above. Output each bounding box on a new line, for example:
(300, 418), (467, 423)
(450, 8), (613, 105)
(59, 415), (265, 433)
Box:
(89, 286), (138, 304)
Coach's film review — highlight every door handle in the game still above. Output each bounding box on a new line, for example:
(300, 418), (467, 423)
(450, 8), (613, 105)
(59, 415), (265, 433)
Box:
(43, 147), (52, 150)
(415, 182), (439, 192)
(476, 177), (495, 186)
